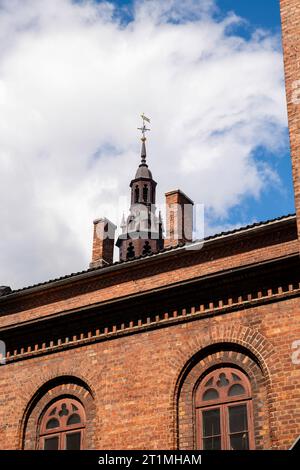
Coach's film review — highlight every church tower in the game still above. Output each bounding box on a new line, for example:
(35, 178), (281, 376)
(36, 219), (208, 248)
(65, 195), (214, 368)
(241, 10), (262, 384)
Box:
(116, 115), (163, 261)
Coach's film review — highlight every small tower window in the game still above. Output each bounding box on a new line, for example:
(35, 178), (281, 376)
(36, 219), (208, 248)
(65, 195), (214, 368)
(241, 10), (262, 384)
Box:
(143, 185), (148, 202)
(151, 188), (155, 204)
(135, 186), (139, 203)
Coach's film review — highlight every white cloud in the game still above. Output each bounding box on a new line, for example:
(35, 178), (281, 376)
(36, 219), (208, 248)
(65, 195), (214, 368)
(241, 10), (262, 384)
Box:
(0, 0), (289, 288)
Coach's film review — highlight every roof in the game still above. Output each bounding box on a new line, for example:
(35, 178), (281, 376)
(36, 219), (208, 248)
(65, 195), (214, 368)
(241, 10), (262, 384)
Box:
(0, 213), (296, 298)
(135, 163), (153, 179)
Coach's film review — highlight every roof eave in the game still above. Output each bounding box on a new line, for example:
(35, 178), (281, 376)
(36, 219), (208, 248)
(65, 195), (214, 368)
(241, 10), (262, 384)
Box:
(0, 214), (297, 301)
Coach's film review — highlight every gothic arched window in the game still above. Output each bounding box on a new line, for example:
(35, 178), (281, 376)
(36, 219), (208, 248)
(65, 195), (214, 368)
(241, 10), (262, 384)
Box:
(39, 398), (86, 450)
(195, 368), (254, 450)
(134, 186), (139, 203)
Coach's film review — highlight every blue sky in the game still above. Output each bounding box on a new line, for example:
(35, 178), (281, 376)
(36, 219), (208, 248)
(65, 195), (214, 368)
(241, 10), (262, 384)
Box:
(218, 0), (295, 224)
(111, 0), (282, 30)
(106, 0), (295, 226)
(217, 0), (282, 32)
(89, 0), (295, 227)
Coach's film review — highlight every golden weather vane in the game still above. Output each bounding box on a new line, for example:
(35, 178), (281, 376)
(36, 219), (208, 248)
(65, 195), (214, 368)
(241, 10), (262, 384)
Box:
(138, 113), (151, 141)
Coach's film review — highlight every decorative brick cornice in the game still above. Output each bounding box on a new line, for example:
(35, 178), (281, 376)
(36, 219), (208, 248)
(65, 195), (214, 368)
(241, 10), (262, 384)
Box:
(2, 281), (299, 365)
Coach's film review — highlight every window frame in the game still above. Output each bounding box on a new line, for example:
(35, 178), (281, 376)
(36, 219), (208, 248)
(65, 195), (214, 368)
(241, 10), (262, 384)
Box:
(195, 368), (255, 450)
(39, 398), (86, 450)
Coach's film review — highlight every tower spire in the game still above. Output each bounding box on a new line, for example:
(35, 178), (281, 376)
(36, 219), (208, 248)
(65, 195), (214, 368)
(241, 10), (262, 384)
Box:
(141, 137), (147, 165)
(116, 113), (163, 260)
(138, 113), (150, 165)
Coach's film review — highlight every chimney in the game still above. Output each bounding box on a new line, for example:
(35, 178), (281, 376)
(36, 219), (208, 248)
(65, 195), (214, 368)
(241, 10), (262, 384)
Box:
(90, 218), (116, 268)
(165, 190), (194, 248)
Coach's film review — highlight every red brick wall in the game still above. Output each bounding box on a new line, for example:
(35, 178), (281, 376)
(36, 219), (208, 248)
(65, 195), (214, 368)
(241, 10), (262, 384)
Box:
(0, 296), (299, 450)
(280, 0), (300, 245)
(0, 221), (298, 450)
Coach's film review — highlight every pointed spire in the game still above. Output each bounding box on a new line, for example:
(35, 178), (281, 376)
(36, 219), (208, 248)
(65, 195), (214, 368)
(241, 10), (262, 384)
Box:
(141, 137), (147, 165)
(138, 114), (150, 166)
(135, 114), (153, 178)
(121, 212), (126, 228)
(116, 115), (163, 261)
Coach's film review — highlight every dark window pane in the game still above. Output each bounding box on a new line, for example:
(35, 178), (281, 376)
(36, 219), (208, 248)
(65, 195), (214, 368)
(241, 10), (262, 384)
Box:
(229, 405), (248, 433)
(67, 413), (81, 425)
(44, 436), (59, 450)
(72, 404), (78, 412)
(232, 373), (241, 382)
(66, 432), (81, 450)
(202, 409), (220, 436)
(216, 373), (229, 387)
(49, 407), (57, 416)
(143, 185), (148, 202)
(205, 377), (213, 387)
(228, 384), (245, 397)
(230, 432), (249, 450)
(202, 388), (219, 401)
(59, 403), (69, 417)
(46, 418), (59, 429)
(203, 436), (221, 450)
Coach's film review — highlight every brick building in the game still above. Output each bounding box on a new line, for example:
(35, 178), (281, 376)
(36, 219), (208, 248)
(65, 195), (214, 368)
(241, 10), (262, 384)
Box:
(0, 0), (299, 451)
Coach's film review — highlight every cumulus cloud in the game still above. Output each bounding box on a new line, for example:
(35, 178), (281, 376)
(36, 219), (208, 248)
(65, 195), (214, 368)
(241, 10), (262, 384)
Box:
(0, 0), (288, 288)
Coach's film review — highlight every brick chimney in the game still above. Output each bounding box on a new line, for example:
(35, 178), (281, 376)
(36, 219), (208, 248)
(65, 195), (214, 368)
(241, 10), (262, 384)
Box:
(165, 190), (194, 248)
(90, 218), (116, 268)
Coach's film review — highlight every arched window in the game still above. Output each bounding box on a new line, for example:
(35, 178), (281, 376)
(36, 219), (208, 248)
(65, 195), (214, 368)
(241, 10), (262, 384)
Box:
(134, 186), (139, 203)
(195, 368), (254, 450)
(143, 185), (148, 202)
(39, 398), (86, 450)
